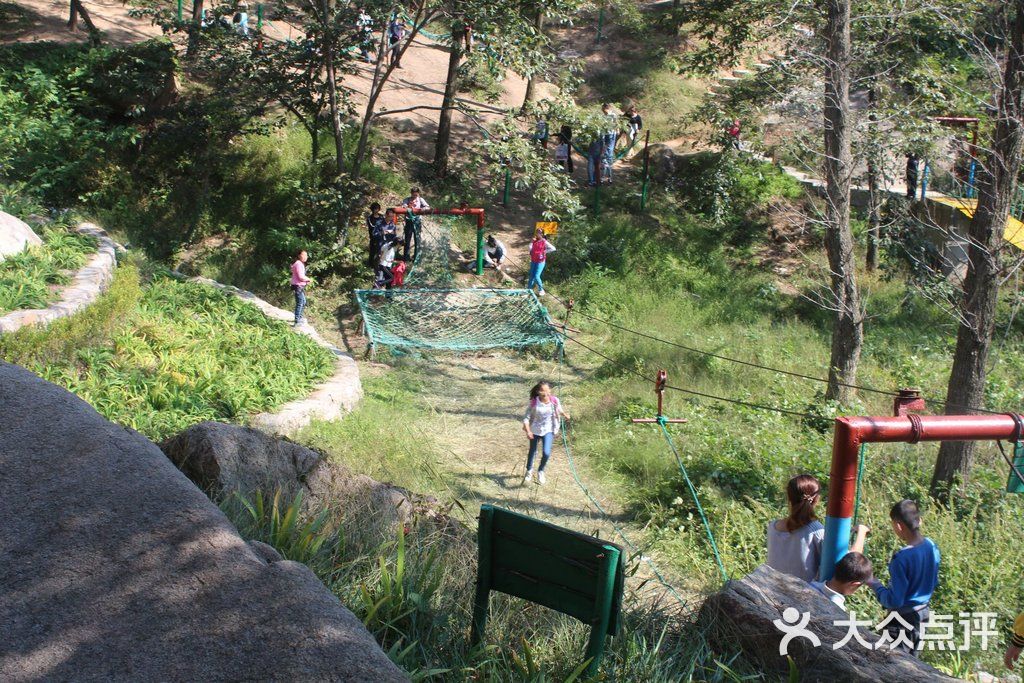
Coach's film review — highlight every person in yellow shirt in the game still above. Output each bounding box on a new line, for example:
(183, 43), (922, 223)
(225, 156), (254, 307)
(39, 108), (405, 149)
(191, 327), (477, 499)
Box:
(1005, 614), (1024, 669)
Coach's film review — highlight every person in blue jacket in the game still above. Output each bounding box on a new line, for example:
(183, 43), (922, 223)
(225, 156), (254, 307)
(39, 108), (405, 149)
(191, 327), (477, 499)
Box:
(866, 499), (940, 656)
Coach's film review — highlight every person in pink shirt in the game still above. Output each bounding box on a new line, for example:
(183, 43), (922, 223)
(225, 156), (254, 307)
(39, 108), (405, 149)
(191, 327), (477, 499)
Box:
(291, 249), (312, 326)
(526, 228), (555, 297)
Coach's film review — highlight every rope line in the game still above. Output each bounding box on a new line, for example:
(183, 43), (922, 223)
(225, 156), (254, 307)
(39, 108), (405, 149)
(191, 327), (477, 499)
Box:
(561, 333), (821, 420)
(656, 417), (729, 583)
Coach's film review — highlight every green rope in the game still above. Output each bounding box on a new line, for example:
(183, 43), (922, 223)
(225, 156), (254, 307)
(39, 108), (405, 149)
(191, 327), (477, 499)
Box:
(852, 443), (867, 528)
(558, 423), (688, 608)
(656, 417), (729, 583)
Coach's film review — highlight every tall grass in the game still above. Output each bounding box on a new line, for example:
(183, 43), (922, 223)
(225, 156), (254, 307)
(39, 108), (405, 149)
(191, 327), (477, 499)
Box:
(1, 263), (336, 440)
(221, 489), (753, 681)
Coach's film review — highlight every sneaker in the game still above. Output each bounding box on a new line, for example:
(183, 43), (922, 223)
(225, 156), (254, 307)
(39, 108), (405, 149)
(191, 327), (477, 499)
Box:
(538, 290), (545, 297)
(523, 470), (534, 485)
(537, 471), (546, 485)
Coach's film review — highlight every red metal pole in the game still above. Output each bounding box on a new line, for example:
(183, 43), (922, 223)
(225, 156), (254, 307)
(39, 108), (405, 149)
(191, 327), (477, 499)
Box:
(821, 412), (1023, 579)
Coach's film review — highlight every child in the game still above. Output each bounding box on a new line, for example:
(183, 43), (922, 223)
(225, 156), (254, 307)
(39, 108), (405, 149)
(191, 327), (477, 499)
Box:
(866, 500), (940, 655)
(554, 135), (570, 173)
(533, 117), (549, 148)
(484, 234), (506, 270)
(521, 380), (570, 485)
(809, 551), (872, 611)
(626, 105), (642, 141)
(375, 235), (396, 289)
(391, 256), (407, 287)
(290, 248), (311, 326)
(526, 228), (555, 297)
(366, 202), (386, 267)
(766, 474), (825, 582)
(766, 474), (870, 582)
(402, 187), (429, 260)
(388, 18), (405, 67)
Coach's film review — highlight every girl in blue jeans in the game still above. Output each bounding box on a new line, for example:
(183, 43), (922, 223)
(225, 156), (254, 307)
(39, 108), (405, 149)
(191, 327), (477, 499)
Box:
(527, 228), (555, 297)
(522, 381), (570, 485)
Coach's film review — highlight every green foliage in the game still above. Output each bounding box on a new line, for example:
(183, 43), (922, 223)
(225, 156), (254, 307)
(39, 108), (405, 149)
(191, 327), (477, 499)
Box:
(0, 262), (142, 367)
(224, 489), (344, 577)
(1, 265), (334, 439)
(0, 224), (97, 313)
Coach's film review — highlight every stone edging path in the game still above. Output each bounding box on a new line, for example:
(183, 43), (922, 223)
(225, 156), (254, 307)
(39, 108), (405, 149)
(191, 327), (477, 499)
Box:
(0, 223), (118, 334)
(174, 274), (362, 436)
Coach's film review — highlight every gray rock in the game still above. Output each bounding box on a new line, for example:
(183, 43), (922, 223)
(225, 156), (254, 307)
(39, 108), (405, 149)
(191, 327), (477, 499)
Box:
(0, 362), (408, 682)
(161, 420), (321, 498)
(161, 421), (416, 530)
(698, 564), (954, 682)
(0, 211), (42, 260)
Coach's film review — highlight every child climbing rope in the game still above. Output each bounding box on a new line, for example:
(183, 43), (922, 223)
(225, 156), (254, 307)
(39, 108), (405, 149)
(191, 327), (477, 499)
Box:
(766, 474), (869, 582)
(865, 499), (940, 656)
(526, 228), (555, 297)
(521, 381), (570, 485)
(290, 248), (312, 326)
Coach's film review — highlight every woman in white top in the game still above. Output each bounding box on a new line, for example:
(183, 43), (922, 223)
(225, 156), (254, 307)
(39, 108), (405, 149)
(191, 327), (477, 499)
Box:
(521, 381), (569, 486)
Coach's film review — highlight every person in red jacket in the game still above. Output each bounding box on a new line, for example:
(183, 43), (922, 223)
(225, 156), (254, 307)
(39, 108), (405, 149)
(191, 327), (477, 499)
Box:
(391, 257), (407, 287)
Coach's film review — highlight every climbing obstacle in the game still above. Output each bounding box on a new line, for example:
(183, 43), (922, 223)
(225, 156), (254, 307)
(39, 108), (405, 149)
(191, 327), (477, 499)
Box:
(355, 214), (562, 354)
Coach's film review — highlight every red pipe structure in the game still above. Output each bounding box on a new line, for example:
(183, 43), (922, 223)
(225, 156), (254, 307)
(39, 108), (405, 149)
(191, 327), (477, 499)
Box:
(392, 205), (487, 274)
(820, 413), (1024, 580)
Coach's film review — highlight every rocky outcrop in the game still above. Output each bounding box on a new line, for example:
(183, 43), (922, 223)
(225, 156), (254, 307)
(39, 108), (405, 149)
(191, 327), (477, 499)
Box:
(0, 223), (118, 334)
(0, 362), (407, 682)
(0, 211), (42, 260)
(161, 421), (416, 528)
(698, 564), (954, 682)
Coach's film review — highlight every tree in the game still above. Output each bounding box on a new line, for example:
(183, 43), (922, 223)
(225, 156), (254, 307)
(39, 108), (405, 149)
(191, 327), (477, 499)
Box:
(821, 0), (862, 403)
(931, 0), (1024, 500)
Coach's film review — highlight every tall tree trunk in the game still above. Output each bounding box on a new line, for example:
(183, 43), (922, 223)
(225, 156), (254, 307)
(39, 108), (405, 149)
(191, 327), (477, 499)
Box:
(186, 0), (204, 57)
(822, 0), (862, 403)
(931, 0), (1024, 501)
(520, 10), (545, 111)
(433, 27), (466, 178)
(865, 86), (881, 272)
(68, 0), (98, 38)
(322, 0), (345, 177)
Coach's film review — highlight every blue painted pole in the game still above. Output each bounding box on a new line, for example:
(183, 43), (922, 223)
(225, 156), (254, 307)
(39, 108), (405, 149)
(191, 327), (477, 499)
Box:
(968, 159), (977, 199)
(820, 515), (852, 582)
(920, 160), (930, 201)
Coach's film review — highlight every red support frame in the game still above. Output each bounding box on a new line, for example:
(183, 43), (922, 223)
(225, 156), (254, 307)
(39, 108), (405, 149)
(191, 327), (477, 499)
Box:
(392, 204), (487, 274)
(821, 413), (1022, 579)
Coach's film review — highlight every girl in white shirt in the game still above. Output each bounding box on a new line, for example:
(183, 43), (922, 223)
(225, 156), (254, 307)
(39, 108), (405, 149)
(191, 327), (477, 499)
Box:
(521, 381), (569, 485)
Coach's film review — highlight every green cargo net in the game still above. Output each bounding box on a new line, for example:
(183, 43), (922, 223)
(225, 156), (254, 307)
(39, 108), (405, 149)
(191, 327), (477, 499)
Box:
(356, 288), (561, 351)
(404, 215), (455, 287)
(356, 216), (561, 351)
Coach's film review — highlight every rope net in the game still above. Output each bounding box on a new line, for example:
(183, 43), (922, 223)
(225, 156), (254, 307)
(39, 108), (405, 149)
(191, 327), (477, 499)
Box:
(356, 216), (562, 351)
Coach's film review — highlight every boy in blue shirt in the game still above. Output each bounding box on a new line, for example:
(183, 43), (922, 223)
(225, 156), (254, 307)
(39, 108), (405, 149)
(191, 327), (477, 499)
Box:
(867, 499), (940, 656)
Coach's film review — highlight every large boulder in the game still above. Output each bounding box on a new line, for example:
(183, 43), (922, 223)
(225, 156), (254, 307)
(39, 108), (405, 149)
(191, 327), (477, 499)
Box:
(0, 211), (42, 260)
(698, 564), (954, 682)
(0, 361), (407, 682)
(160, 421), (417, 529)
